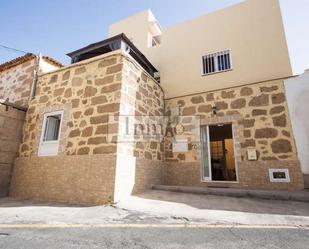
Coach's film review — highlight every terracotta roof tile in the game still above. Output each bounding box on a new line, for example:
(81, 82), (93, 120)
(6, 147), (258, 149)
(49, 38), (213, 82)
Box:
(42, 56), (64, 68)
(0, 53), (64, 73)
(0, 53), (36, 72)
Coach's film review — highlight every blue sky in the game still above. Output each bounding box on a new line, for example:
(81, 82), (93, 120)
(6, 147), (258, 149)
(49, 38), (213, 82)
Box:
(0, 0), (308, 75)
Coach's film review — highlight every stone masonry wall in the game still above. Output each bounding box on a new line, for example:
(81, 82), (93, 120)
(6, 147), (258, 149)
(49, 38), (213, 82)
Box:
(113, 55), (165, 201)
(117, 56), (165, 160)
(0, 104), (25, 196)
(12, 51), (166, 203)
(165, 79), (297, 163)
(11, 52), (125, 203)
(164, 79), (304, 190)
(0, 58), (36, 107)
(19, 52), (123, 157)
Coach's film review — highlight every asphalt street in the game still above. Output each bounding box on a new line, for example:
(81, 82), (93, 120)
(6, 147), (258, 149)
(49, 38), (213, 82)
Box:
(0, 226), (308, 249)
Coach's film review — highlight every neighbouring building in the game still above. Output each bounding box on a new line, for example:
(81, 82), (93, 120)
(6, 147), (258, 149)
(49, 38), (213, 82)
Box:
(284, 70), (309, 188)
(4, 0), (306, 204)
(0, 53), (62, 197)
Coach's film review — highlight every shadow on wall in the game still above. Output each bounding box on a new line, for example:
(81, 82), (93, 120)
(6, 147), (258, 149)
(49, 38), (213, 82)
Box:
(114, 155), (164, 202)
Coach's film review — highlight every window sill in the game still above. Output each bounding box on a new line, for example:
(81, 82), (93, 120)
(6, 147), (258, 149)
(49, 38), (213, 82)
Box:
(202, 68), (233, 77)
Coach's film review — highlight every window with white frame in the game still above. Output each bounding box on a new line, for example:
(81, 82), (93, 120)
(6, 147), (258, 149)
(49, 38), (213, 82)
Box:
(38, 111), (63, 156)
(269, 169), (290, 182)
(43, 114), (62, 141)
(202, 49), (232, 75)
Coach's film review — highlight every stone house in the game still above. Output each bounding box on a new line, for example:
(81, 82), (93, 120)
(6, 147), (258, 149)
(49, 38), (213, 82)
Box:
(0, 53), (62, 197)
(2, 0), (307, 204)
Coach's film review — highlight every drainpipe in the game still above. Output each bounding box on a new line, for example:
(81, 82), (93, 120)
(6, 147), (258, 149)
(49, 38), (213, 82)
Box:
(29, 53), (41, 101)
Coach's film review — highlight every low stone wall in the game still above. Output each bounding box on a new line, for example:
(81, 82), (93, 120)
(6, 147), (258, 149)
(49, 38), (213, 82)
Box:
(164, 160), (303, 191)
(10, 154), (164, 204)
(237, 160), (304, 190)
(10, 154), (116, 204)
(0, 104), (25, 197)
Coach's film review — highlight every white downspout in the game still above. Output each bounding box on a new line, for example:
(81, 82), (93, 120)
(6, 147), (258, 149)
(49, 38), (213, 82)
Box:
(29, 53), (41, 101)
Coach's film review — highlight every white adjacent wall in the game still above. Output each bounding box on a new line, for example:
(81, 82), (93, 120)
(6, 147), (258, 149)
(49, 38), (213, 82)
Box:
(284, 70), (309, 174)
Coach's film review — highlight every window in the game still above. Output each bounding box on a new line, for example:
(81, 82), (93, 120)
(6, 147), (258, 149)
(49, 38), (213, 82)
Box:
(202, 49), (232, 75)
(269, 169), (290, 182)
(38, 111), (63, 156)
(43, 114), (61, 141)
(148, 33), (161, 47)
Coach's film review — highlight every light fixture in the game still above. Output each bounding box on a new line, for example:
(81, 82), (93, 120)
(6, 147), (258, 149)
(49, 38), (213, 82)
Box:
(212, 105), (217, 115)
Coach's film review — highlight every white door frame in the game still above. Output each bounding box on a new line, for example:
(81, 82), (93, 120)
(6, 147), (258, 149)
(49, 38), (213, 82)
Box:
(200, 125), (212, 181)
(200, 123), (238, 182)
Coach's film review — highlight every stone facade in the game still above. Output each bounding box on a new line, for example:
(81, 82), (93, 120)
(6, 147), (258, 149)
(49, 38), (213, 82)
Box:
(117, 56), (165, 160)
(0, 104), (25, 196)
(18, 51), (165, 159)
(19, 53), (123, 157)
(11, 51), (166, 203)
(0, 55), (62, 198)
(9, 51), (305, 204)
(164, 79), (304, 190)
(0, 58), (36, 107)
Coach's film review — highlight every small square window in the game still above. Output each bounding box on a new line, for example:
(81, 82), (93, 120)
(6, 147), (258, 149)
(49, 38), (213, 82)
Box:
(202, 49), (232, 75)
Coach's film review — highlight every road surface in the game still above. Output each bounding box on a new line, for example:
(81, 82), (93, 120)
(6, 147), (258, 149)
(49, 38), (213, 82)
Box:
(0, 225), (308, 249)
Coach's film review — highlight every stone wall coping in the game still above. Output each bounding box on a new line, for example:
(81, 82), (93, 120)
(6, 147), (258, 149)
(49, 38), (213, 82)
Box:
(38, 50), (123, 77)
(37, 50), (162, 93)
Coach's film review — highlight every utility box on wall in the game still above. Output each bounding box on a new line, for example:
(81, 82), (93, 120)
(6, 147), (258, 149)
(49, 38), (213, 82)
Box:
(173, 138), (188, 153)
(247, 148), (257, 161)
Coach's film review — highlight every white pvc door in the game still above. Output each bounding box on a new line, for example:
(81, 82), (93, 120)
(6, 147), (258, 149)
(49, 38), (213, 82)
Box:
(200, 126), (212, 181)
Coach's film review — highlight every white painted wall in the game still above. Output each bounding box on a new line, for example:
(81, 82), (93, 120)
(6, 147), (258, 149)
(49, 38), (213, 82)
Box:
(284, 70), (309, 174)
(40, 58), (60, 73)
(109, 0), (292, 98)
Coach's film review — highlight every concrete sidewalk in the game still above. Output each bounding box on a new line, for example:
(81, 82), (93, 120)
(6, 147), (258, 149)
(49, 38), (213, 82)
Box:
(1, 192), (309, 227)
(118, 190), (309, 226)
(153, 185), (309, 202)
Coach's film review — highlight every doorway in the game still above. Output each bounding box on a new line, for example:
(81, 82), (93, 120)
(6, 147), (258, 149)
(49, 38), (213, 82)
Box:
(200, 124), (237, 182)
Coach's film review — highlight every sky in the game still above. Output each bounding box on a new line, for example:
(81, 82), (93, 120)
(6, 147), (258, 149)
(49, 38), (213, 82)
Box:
(0, 0), (308, 75)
